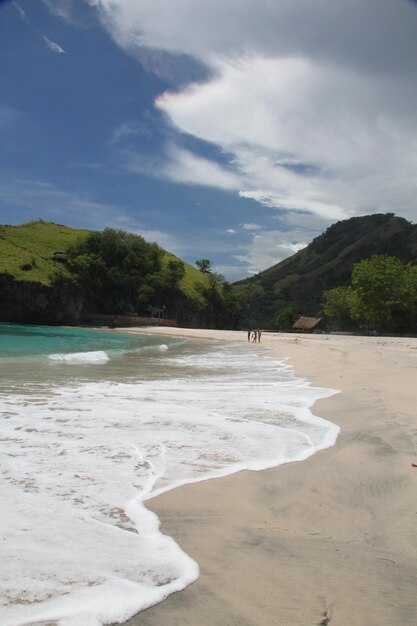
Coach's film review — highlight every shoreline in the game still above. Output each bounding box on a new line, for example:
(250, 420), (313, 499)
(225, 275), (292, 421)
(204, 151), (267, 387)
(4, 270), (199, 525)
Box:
(119, 328), (417, 626)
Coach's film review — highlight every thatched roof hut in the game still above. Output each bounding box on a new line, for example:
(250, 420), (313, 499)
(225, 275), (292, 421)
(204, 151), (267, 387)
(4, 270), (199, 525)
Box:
(292, 316), (322, 332)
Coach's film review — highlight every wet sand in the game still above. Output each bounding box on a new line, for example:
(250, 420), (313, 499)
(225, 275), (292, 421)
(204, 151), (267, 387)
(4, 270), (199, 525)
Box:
(119, 328), (417, 626)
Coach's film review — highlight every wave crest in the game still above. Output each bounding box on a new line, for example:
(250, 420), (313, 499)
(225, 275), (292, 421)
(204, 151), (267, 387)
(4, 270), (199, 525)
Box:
(48, 350), (110, 364)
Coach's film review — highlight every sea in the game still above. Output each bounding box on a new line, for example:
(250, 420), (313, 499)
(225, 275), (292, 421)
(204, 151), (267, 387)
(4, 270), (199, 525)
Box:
(0, 324), (339, 626)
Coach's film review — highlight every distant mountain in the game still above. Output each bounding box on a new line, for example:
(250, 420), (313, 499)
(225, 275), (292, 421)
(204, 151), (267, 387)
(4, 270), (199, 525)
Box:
(233, 213), (417, 328)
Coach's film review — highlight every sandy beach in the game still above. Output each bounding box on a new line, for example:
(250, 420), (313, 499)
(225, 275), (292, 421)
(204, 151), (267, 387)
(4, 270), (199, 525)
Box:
(119, 328), (417, 626)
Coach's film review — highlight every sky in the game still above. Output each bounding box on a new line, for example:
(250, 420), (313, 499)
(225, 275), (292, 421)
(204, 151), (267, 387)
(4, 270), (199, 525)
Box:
(1, 0), (417, 281)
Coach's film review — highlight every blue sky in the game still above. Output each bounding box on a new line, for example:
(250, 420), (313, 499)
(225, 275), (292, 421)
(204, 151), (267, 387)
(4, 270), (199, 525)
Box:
(1, 0), (417, 281)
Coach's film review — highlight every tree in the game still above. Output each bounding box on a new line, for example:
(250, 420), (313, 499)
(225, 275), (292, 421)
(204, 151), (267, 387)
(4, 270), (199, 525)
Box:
(350, 255), (414, 332)
(239, 283), (265, 328)
(66, 252), (107, 310)
(165, 260), (185, 288)
(196, 258), (212, 274)
(274, 306), (298, 330)
(322, 286), (354, 329)
(66, 228), (164, 313)
(194, 271), (241, 328)
(322, 255), (417, 333)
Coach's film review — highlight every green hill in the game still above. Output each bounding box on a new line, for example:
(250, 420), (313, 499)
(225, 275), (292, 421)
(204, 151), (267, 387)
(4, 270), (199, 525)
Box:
(234, 213), (417, 328)
(0, 221), (90, 284)
(161, 251), (208, 305)
(0, 220), (206, 296)
(0, 220), (212, 325)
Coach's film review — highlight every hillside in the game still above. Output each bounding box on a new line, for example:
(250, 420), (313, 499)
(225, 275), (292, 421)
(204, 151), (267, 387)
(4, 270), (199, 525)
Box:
(0, 221), (90, 285)
(234, 213), (417, 328)
(0, 220), (206, 298)
(0, 221), (212, 325)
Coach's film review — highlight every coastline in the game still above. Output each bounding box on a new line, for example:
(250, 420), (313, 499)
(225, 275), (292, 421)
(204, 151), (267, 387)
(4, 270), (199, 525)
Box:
(119, 328), (417, 626)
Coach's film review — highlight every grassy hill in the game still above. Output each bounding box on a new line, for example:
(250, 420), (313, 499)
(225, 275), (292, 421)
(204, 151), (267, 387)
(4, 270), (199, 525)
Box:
(0, 220), (212, 325)
(0, 220), (207, 300)
(234, 213), (417, 328)
(162, 251), (208, 305)
(0, 221), (90, 285)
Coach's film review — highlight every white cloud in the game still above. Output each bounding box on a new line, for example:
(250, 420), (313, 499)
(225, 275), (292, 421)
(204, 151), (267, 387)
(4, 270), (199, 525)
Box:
(42, 0), (98, 23)
(213, 264), (249, 283)
(92, 0), (417, 226)
(113, 140), (241, 192)
(12, 2), (27, 21)
(43, 36), (67, 54)
(275, 211), (333, 233)
(13, 1), (68, 54)
(235, 229), (310, 275)
(242, 223), (261, 231)
(157, 54), (417, 220)
(162, 146), (241, 191)
(93, 0), (417, 72)
(41, 0), (74, 21)
(110, 120), (150, 144)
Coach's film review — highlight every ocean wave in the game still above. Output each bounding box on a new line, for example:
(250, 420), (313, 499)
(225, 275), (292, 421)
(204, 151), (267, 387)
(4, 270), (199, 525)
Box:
(48, 350), (110, 364)
(135, 343), (170, 354)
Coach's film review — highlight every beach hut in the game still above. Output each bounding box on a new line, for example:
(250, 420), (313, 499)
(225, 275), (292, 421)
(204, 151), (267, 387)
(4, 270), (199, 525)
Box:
(292, 316), (322, 333)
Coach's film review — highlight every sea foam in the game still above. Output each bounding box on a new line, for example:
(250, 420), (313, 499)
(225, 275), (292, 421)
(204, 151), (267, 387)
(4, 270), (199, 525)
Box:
(48, 350), (110, 363)
(0, 337), (339, 626)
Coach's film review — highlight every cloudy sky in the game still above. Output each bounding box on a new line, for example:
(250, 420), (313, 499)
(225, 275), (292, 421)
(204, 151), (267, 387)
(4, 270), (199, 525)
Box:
(1, 0), (417, 280)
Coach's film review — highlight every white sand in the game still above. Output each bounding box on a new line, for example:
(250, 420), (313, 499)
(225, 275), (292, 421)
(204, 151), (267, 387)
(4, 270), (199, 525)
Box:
(120, 328), (417, 626)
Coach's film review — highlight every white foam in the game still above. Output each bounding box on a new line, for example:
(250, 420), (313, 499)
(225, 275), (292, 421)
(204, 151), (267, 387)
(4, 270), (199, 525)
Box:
(48, 351), (110, 364)
(0, 341), (339, 625)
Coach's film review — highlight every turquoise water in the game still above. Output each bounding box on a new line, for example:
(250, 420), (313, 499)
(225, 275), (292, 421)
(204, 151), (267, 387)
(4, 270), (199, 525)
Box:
(0, 323), (182, 387)
(0, 323), (154, 358)
(0, 323), (339, 626)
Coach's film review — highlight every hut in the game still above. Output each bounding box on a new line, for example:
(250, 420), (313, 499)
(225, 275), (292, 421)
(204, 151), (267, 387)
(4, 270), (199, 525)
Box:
(292, 316), (322, 333)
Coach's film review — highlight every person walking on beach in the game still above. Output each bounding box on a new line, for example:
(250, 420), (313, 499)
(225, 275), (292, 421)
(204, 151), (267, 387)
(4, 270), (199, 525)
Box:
(247, 329), (252, 342)
(252, 330), (258, 343)
(257, 329), (262, 343)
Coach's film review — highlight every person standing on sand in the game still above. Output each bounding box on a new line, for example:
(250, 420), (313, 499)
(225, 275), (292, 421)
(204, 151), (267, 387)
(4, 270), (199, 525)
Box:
(252, 330), (258, 343)
(257, 329), (262, 343)
(247, 329), (252, 342)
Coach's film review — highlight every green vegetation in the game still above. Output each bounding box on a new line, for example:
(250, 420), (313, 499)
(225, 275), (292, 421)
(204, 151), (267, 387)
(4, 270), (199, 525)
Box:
(234, 213), (417, 328)
(323, 255), (417, 333)
(2, 215), (417, 333)
(194, 271), (242, 329)
(63, 227), (166, 314)
(163, 252), (207, 305)
(195, 258), (212, 274)
(0, 221), (240, 328)
(0, 221), (90, 284)
(272, 306), (297, 331)
(60, 228), (241, 325)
